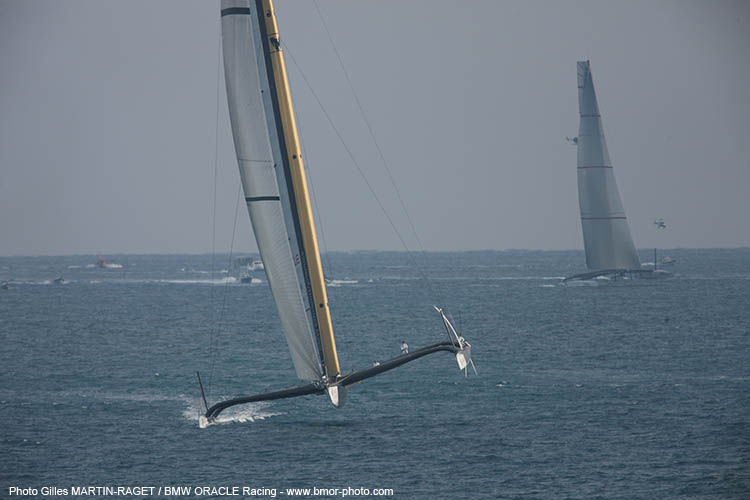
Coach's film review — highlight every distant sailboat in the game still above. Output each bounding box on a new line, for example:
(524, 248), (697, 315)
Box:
(565, 61), (667, 282)
(94, 256), (123, 269)
(198, 0), (473, 427)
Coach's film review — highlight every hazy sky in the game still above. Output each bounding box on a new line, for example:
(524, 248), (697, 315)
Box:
(1, 0), (748, 256)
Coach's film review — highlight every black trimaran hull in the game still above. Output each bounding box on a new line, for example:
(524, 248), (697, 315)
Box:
(201, 341), (460, 421)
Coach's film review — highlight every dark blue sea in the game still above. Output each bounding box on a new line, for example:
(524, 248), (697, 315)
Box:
(1, 249), (749, 499)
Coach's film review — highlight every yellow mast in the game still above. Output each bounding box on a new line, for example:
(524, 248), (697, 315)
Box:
(261, 0), (340, 379)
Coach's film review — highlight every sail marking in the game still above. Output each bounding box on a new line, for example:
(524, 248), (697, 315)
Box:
(221, 7), (251, 16)
(245, 196), (280, 202)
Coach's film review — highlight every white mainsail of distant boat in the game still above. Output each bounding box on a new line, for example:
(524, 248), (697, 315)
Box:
(198, 0), (473, 427)
(565, 61), (648, 281)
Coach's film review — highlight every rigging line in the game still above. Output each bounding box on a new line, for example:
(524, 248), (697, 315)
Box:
(291, 62), (348, 363)
(312, 0), (429, 258)
(208, 30), (221, 398)
(207, 184), (243, 400)
(280, 40), (442, 306)
(296, 119), (332, 280)
(302, 5), (445, 310)
(206, 30), (224, 399)
(297, 125), (350, 364)
(311, 1), (440, 300)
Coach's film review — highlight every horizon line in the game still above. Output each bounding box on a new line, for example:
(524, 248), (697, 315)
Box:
(1, 246), (749, 259)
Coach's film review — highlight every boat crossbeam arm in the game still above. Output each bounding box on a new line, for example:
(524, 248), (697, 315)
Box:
(203, 341), (463, 419)
(336, 341), (460, 388)
(203, 382), (325, 421)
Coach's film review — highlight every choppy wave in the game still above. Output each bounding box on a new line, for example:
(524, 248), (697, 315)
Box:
(86, 263), (123, 269)
(464, 276), (567, 287)
(4, 277), (241, 286)
(77, 390), (188, 403)
(381, 275), (568, 283)
(682, 274), (750, 280)
(327, 279), (359, 287)
(14, 388), (192, 406)
(155, 277), (238, 285)
(562, 280), (600, 287)
(432, 276), (565, 282)
(2, 249), (749, 495)
(2, 279), (70, 286)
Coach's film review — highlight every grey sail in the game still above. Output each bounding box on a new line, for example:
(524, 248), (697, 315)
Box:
(576, 60), (640, 271)
(221, 0), (323, 381)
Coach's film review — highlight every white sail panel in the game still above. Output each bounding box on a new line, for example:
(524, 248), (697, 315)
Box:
(221, 0), (323, 381)
(576, 61), (640, 271)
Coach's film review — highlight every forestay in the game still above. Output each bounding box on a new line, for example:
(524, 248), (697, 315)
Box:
(576, 60), (640, 271)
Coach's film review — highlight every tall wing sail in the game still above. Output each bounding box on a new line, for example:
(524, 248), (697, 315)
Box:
(221, 0), (339, 381)
(576, 60), (641, 271)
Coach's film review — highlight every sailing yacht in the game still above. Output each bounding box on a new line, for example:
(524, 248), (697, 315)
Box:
(198, 0), (473, 427)
(565, 61), (668, 282)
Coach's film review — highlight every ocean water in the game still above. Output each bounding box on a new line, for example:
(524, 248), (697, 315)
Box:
(1, 249), (749, 499)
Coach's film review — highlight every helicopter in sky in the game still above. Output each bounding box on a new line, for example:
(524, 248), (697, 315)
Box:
(654, 218), (666, 229)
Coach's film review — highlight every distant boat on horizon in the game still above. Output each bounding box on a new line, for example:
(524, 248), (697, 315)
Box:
(565, 60), (670, 282)
(234, 256), (264, 271)
(236, 257), (265, 283)
(94, 256), (123, 269)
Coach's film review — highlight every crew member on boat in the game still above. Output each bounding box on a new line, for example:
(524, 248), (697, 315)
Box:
(401, 340), (409, 354)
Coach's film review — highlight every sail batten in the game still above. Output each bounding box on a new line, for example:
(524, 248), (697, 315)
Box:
(576, 60), (640, 271)
(221, 0), (340, 381)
